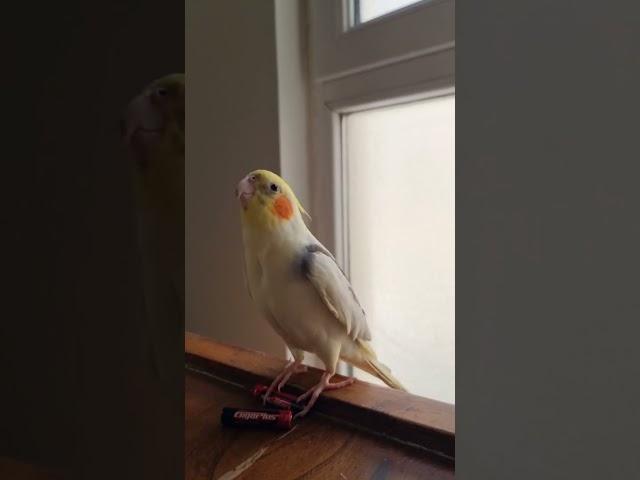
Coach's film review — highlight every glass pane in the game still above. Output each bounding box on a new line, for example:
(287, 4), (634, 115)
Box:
(344, 95), (455, 403)
(353, 0), (424, 25)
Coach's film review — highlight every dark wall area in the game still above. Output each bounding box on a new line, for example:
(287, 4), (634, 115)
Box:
(1, 2), (184, 478)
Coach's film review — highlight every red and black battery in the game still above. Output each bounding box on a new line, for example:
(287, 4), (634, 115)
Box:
(220, 407), (293, 430)
(251, 384), (305, 413)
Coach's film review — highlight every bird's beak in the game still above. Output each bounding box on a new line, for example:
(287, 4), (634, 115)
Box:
(236, 176), (255, 210)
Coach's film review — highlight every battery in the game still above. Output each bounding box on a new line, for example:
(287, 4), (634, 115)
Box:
(262, 392), (304, 412)
(220, 407), (293, 430)
(250, 384), (305, 412)
(251, 384), (300, 402)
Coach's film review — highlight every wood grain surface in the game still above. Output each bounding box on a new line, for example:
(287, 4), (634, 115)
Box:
(186, 332), (455, 461)
(186, 370), (454, 480)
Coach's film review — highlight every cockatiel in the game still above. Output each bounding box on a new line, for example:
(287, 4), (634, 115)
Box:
(122, 74), (184, 381)
(237, 169), (406, 418)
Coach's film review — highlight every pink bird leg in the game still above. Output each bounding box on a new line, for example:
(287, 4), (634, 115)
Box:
(263, 359), (307, 404)
(294, 372), (355, 419)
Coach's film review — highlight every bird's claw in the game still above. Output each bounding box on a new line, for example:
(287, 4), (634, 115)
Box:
(296, 390), (312, 404)
(293, 410), (307, 421)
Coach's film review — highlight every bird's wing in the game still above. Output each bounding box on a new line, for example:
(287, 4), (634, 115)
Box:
(300, 244), (371, 341)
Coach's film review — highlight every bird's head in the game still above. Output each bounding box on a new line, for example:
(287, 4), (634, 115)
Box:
(236, 170), (309, 231)
(121, 73), (184, 170)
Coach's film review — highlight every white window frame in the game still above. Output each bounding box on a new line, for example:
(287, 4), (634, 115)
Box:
(306, 0), (455, 375)
(308, 0), (455, 278)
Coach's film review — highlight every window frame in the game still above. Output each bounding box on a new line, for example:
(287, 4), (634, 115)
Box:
(307, 0), (455, 377)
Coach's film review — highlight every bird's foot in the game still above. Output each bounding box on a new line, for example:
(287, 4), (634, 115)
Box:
(277, 364), (307, 392)
(324, 377), (354, 391)
(263, 360), (305, 404)
(263, 360), (294, 404)
(293, 373), (355, 419)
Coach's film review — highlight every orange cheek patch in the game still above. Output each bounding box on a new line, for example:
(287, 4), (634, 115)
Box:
(273, 195), (294, 220)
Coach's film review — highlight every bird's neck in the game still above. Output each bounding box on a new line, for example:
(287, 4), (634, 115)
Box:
(242, 216), (309, 260)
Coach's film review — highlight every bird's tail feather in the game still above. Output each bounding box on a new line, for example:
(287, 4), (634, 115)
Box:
(351, 340), (408, 392)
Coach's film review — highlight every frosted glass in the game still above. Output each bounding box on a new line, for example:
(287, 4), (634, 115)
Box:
(345, 95), (455, 403)
(355, 0), (424, 24)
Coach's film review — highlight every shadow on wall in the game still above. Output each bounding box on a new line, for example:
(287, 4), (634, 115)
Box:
(2, 1), (183, 478)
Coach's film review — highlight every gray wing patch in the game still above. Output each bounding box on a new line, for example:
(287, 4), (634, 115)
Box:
(300, 244), (327, 277)
(299, 243), (371, 341)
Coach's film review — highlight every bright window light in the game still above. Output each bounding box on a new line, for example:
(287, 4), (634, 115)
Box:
(352, 0), (425, 25)
(344, 94), (455, 403)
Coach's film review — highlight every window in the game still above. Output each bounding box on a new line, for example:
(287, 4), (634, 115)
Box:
(344, 95), (455, 402)
(308, 0), (454, 404)
(350, 0), (426, 26)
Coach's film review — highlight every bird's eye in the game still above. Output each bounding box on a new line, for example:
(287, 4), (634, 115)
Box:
(270, 183), (278, 192)
(156, 88), (168, 97)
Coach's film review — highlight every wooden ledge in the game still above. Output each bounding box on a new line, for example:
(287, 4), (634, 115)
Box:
(185, 332), (455, 462)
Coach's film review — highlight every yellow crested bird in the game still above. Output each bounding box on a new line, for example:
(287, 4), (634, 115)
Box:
(122, 74), (184, 380)
(237, 169), (406, 418)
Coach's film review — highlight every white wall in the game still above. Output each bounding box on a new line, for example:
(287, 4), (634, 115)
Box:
(275, 0), (311, 211)
(186, 0), (287, 357)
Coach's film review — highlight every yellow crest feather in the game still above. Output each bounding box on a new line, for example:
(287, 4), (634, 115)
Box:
(250, 170), (311, 221)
